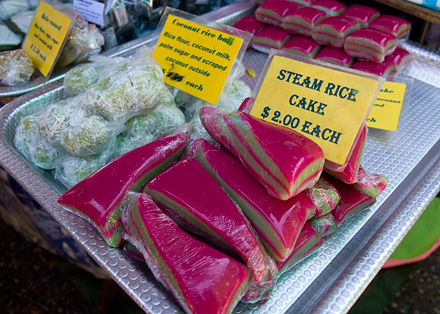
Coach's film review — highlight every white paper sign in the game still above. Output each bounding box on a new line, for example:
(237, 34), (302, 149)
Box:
(73, 0), (104, 26)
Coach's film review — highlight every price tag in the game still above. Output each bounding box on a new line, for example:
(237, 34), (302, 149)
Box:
(366, 81), (406, 131)
(152, 10), (246, 105)
(22, 0), (76, 77)
(250, 53), (383, 165)
(73, 0), (105, 26)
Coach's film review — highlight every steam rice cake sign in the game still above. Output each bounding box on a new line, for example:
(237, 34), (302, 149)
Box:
(152, 15), (243, 105)
(250, 55), (381, 165)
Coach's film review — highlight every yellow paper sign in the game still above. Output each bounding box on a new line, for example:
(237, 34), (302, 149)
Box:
(22, 0), (73, 77)
(366, 81), (406, 131)
(250, 55), (381, 165)
(152, 15), (243, 105)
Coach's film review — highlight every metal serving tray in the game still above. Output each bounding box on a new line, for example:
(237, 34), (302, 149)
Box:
(1, 2), (440, 313)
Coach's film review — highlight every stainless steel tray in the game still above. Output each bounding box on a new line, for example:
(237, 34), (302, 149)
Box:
(1, 2), (440, 314)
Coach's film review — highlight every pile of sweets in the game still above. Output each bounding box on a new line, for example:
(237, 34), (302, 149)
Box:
(57, 95), (388, 313)
(233, 0), (413, 76)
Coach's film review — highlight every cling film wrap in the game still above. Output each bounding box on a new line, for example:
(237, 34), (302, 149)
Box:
(0, 49), (35, 87)
(121, 191), (251, 314)
(309, 212), (338, 237)
(304, 176), (341, 217)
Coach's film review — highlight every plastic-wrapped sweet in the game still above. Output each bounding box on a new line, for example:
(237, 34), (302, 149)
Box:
(55, 137), (118, 188)
(0, 49), (34, 86)
(113, 132), (157, 158)
(60, 112), (113, 156)
(63, 64), (99, 97)
(14, 112), (64, 170)
(85, 54), (165, 121)
(217, 79), (253, 112)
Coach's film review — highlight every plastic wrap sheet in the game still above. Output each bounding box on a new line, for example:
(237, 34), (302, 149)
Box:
(1, 2), (440, 314)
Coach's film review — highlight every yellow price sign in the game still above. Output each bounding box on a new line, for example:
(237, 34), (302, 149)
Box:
(367, 81), (406, 131)
(152, 14), (243, 105)
(250, 54), (382, 165)
(22, 0), (74, 77)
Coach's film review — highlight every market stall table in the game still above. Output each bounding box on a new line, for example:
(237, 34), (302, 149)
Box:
(1, 2), (440, 313)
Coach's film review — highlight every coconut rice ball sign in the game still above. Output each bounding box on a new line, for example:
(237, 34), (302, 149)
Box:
(152, 8), (250, 105)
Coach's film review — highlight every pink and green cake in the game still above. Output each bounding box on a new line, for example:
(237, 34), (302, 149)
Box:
(353, 164), (389, 197)
(314, 45), (354, 67)
(252, 26), (292, 53)
(384, 46), (413, 75)
(186, 138), (316, 262)
(233, 16), (266, 48)
(276, 221), (324, 275)
(310, 212), (338, 237)
(368, 14), (411, 39)
(122, 192), (250, 314)
(282, 7), (328, 36)
(344, 28), (398, 63)
(281, 34), (322, 58)
(255, 0), (302, 27)
(312, 0), (347, 16)
(57, 125), (190, 246)
(145, 157), (275, 293)
(311, 16), (361, 48)
(340, 4), (380, 28)
(305, 176), (340, 217)
(351, 59), (394, 77)
(199, 107), (325, 200)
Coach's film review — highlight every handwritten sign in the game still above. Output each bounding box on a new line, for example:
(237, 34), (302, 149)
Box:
(366, 81), (406, 131)
(22, 0), (74, 77)
(73, 0), (105, 26)
(152, 14), (243, 105)
(250, 54), (382, 165)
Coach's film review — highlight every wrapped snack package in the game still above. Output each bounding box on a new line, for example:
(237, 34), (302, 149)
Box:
(255, 0), (301, 27)
(0, 49), (34, 86)
(187, 138), (316, 262)
(282, 7), (327, 36)
(84, 48), (165, 121)
(276, 221), (324, 275)
(145, 158), (276, 286)
(310, 212), (338, 237)
(312, 0), (347, 16)
(344, 28), (398, 63)
(324, 173), (376, 224)
(314, 46), (354, 67)
(232, 17), (265, 48)
(325, 124), (367, 182)
(252, 26), (292, 53)
(122, 192), (250, 314)
(384, 46), (413, 76)
(57, 125), (190, 246)
(281, 35), (322, 58)
(340, 4), (380, 28)
(311, 16), (361, 48)
(305, 176), (340, 217)
(199, 107), (325, 200)
(353, 164), (389, 197)
(368, 14), (411, 39)
(56, 16), (105, 69)
(351, 60), (394, 77)
(14, 111), (64, 170)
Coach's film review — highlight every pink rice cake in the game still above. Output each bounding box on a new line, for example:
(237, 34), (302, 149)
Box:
(276, 221), (324, 275)
(368, 14), (411, 39)
(305, 176), (340, 217)
(281, 34), (322, 58)
(186, 138), (316, 262)
(311, 16), (361, 48)
(145, 157), (275, 291)
(323, 173), (376, 224)
(351, 59), (394, 77)
(57, 124), (190, 247)
(199, 107), (325, 200)
(310, 212), (338, 237)
(282, 7), (327, 36)
(255, 0), (302, 27)
(252, 26), (292, 52)
(352, 164), (388, 197)
(122, 193), (250, 314)
(344, 28), (398, 63)
(312, 0), (347, 16)
(289, 0), (314, 6)
(233, 16), (266, 48)
(314, 45), (354, 67)
(324, 124), (367, 183)
(384, 46), (413, 75)
(340, 4), (380, 28)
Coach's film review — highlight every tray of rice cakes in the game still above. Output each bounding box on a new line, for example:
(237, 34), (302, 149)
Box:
(1, 1), (440, 313)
